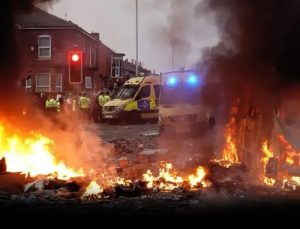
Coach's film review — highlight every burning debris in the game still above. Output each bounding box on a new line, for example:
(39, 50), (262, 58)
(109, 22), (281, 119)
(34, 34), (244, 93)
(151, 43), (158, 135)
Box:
(0, 118), (85, 180)
(81, 180), (103, 200)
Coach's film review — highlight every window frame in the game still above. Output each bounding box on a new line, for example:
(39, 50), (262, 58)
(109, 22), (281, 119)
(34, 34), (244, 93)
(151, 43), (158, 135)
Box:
(54, 73), (63, 92)
(25, 77), (32, 93)
(136, 85), (151, 100)
(38, 35), (51, 59)
(154, 85), (161, 99)
(85, 76), (92, 89)
(36, 73), (51, 93)
(114, 58), (121, 77)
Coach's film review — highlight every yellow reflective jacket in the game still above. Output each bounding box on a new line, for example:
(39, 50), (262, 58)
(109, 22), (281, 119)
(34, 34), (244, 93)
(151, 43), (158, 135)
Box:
(79, 96), (91, 109)
(45, 99), (60, 111)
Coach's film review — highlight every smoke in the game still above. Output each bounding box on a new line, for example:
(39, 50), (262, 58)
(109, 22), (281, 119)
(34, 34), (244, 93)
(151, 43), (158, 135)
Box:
(149, 0), (218, 71)
(197, 0), (300, 121)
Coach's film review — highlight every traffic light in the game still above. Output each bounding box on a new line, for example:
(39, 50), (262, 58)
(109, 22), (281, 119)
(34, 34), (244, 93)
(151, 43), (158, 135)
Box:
(68, 51), (83, 84)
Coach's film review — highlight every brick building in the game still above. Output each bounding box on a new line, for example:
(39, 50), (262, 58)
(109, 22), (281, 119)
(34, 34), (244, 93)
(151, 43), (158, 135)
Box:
(15, 7), (151, 94)
(15, 7), (114, 94)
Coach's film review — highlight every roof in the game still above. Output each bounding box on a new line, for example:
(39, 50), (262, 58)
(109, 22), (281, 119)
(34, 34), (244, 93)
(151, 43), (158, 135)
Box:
(14, 7), (104, 43)
(123, 60), (150, 74)
(15, 7), (77, 28)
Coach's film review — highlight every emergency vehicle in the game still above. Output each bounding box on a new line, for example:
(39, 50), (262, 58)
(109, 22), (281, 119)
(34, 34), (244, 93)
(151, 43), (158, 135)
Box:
(103, 75), (161, 123)
(159, 70), (215, 135)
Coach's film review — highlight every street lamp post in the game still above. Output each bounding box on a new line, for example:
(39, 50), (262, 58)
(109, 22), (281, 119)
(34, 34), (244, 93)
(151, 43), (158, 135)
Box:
(135, 0), (139, 76)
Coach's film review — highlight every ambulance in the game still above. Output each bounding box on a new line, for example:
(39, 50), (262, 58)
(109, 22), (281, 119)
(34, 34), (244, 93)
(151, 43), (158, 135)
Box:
(159, 70), (215, 135)
(103, 75), (161, 123)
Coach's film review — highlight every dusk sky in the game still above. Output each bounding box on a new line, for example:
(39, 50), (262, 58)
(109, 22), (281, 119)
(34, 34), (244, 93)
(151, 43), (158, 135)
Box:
(49, 0), (219, 73)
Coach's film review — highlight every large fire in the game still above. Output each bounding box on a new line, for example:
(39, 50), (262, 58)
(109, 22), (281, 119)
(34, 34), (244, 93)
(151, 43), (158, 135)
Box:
(215, 102), (240, 168)
(0, 118), (84, 180)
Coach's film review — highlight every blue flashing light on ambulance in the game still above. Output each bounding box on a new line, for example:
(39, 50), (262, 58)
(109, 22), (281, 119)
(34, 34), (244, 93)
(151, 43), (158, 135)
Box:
(159, 70), (215, 135)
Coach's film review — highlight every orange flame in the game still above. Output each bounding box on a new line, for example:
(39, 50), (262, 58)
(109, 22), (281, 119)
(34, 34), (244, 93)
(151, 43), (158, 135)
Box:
(81, 180), (103, 199)
(278, 135), (299, 166)
(0, 118), (84, 180)
(188, 166), (208, 188)
(215, 102), (240, 168)
(261, 140), (275, 186)
(264, 177), (276, 186)
(143, 163), (184, 191)
(261, 140), (274, 173)
(143, 163), (209, 191)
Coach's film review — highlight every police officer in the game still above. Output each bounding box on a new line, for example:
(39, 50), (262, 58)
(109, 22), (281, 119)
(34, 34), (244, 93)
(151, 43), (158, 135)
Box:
(104, 91), (111, 104)
(79, 92), (91, 119)
(97, 91), (105, 122)
(45, 94), (60, 112)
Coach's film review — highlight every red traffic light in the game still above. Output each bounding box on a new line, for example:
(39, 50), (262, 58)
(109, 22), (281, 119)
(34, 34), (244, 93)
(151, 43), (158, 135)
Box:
(71, 53), (79, 62)
(68, 51), (83, 84)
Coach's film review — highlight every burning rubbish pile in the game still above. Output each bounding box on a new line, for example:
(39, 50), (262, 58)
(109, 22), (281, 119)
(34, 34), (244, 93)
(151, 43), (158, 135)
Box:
(1, 111), (300, 205)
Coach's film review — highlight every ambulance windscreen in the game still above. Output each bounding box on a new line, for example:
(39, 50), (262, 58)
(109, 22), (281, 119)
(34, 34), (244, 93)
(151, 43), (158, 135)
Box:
(114, 85), (139, 99)
(161, 84), (201, 105)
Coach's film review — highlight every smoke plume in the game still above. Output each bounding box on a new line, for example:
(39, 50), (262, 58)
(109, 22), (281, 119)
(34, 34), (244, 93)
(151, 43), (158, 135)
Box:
(197, 0), (300, 123)
(149, 0), (218, 71)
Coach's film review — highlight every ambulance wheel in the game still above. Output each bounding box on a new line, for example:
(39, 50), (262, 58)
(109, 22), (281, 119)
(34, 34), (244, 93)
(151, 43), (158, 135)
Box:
(126, 111), (141, 124)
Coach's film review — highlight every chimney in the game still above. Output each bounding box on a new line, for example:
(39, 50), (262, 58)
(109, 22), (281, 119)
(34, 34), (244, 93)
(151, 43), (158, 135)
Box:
(126, 58), (128, 62)
(132, 59), (134, 64)
(91, 32), (100, 40)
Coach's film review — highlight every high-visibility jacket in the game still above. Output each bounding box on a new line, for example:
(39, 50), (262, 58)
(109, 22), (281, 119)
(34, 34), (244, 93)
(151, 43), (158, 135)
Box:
(104, 95), (111, 104)
(45, 99), (60, 112)
(98, 95), (110, 106)
(79, 96), (91, 109)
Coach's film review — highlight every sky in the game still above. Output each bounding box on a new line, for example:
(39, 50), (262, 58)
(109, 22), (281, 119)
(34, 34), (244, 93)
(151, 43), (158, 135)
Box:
(48, 0), (219, 73)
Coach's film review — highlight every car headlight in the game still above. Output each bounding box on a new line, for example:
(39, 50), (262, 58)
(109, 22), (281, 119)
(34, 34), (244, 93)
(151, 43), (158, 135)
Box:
(116, 105), (126, 112)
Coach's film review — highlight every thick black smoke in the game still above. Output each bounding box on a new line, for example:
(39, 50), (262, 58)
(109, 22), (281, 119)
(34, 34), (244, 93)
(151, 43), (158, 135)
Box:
(197, 0), (300, 125)
(0, 0), (56, 114)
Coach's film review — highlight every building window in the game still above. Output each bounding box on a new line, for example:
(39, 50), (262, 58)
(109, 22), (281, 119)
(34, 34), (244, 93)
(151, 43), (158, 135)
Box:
(25, 77), (32, 93)
(85, 76), (92, 89)
(38, 35), (51, 58)
(114, 58), (121, 77)
(36, 73), (50, 92)
(54, 73), (62, 92)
